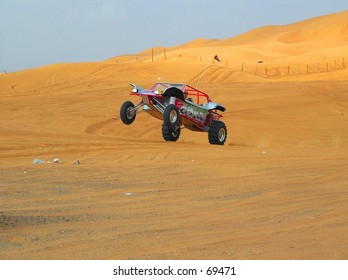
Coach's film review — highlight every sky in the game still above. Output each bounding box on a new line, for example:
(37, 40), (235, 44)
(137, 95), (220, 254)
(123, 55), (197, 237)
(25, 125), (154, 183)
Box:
(0, 0), (347, 72)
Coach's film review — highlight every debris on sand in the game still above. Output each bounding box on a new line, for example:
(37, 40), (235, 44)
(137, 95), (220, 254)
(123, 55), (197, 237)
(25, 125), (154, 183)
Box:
(33, 159), (46, 164)
(33, 158), (62, 164)
(53, 158), (61, 164)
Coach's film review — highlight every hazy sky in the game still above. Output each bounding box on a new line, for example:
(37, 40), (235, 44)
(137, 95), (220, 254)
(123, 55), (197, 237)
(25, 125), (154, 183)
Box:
(1, 0), (347, 72)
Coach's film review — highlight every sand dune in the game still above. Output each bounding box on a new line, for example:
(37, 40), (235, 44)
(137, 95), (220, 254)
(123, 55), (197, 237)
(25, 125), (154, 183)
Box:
(2, 10), (348, 94)
(221, 10), (348, 45)
(1, 11), (348, 260)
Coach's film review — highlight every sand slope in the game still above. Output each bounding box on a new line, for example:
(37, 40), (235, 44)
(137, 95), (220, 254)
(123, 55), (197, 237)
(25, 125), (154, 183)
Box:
(1, 11), (348, 260)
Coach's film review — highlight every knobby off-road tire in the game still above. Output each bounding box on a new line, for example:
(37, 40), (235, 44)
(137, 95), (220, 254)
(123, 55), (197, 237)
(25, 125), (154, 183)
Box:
(208, 121), (227, 145)
(162, 124), (181, 142)
(120, 101), (136, 125)
(163, 104), (181, 130)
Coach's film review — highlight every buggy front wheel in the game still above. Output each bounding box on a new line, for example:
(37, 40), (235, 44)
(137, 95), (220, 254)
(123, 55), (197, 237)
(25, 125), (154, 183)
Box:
(208, 121), (227, 145)
(162, 124), (181, 142)
(163, 104), (181, 130)
(120, 101), (136, 125)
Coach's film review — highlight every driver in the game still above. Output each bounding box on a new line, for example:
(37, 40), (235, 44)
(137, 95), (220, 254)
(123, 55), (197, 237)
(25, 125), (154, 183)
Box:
(184, 91), (193, 102)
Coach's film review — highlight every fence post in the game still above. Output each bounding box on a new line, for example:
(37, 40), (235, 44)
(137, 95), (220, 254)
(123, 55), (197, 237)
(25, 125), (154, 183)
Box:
(164, 48), (166, 60)
(152, 48), (154, 62)
(343, 57), (345, 68)
(241, 62), (244, 72)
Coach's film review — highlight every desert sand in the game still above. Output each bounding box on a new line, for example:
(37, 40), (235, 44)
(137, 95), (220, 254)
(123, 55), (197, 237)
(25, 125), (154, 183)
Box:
(0, 10), (348, 260)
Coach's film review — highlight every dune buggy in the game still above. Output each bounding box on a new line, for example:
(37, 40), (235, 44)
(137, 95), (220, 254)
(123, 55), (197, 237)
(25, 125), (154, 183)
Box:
(120, 82), (227, 145)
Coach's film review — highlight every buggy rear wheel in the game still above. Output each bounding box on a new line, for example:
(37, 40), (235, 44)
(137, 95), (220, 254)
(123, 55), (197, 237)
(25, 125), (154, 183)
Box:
(163, 104), (181, 130)
(120, 101), (136, 125)
(162, 123), (180, 142)
(208, 121), (227, 145)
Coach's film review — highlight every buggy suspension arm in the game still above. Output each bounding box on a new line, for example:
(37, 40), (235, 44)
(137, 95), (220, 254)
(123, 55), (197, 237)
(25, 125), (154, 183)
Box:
(130, 101), (144, 115)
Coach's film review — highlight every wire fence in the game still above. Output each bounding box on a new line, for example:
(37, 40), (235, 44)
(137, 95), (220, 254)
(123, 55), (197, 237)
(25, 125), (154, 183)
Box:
(240, 57), (346, 77)
(133, 48), (347, 78)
